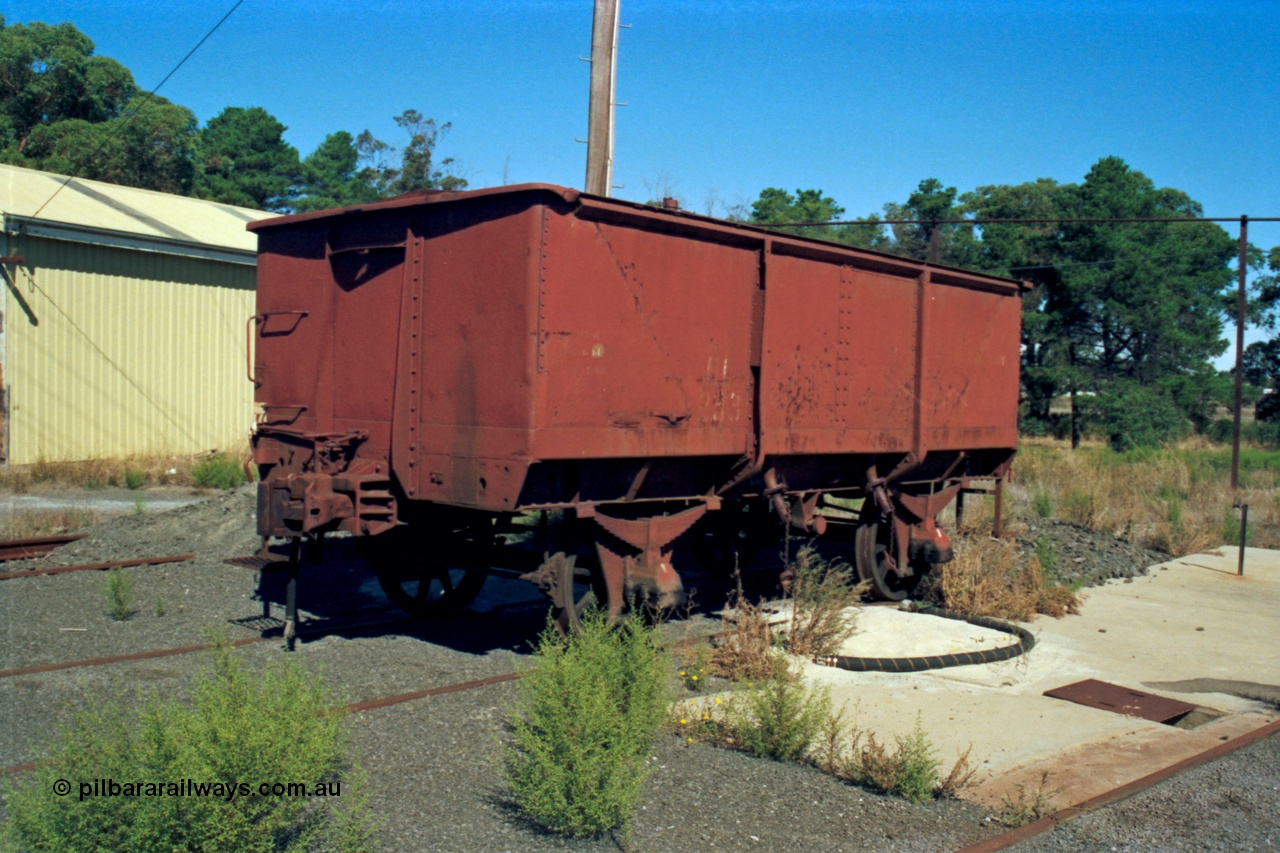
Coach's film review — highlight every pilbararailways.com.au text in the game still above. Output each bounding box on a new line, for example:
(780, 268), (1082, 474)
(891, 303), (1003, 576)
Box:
(54, 778), (342, 802)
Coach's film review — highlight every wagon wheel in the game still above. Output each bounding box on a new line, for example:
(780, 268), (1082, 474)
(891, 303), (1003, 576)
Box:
(854, 498), (921, 602)
(536, 551), (607, 635)
(359, 525), (488, 619)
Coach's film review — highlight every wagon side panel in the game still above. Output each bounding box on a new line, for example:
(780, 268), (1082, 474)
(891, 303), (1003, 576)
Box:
(759, 252), (918, 455)
(923, 280), (1022, 451)
(531, 212), (757, 460)
(395, 201), (544, 508)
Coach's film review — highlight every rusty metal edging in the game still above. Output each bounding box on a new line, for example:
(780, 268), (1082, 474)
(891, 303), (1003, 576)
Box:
(955, 716), (1280, 853)
(0, 533), (88, 561)
(0, 635), (268, 680)
(0, 554), (194, 581)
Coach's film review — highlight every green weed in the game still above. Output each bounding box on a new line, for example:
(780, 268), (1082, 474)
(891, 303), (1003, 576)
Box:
(503, 611), (670, 839)
(729, 655), (831, 762)
(847, 714), (972, 804)
(1033, 537), (1058, 583)
(1031, 488), (1053, 518)
(998, 771), (1059, 826)
(2, 638), (371, 852)
(676, 645), (710, 692)
(102, 568), (136, 621)
(123, 466), (146, 490)
(192, 452), (248, 490)
(1062, 488), (1101, 529)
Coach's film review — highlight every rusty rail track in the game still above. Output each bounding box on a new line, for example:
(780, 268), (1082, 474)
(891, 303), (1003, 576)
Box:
(0, 610), (413, 680)
(0, 533), (87, 562)
(0, 625), (717, 777)
(955, 716), (1280, 852)
(0, 554), (195, 581)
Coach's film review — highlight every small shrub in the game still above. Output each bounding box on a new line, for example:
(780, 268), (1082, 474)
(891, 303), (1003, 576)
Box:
(728, 655), (831, 762)
(1033, 537), (1058, 583)
(192, 452), (248, 490)
(103, 568), (136, 621)
(504, 611), (670, 838)
(676, 645), (710, 692)
(1031, 489), (1053, 518)
(1092, 384), (1189, 452)
(1062, 488), (1102, 529)
(843, 714), (978, 803)
(935, 746), (979, 798)
(783, 546), (866, 660)
(998, 771), (1060, 826)
(123, 466), (146, 490)
(154, 592), (166, 618)
(2, 638), (369, 852)
(887, 718), (942, 803)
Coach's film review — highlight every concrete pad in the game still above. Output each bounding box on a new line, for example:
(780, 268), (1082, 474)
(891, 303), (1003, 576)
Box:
(793, 546), (1280, 811)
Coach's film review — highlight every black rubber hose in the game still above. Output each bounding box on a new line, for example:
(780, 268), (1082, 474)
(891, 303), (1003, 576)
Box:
(818, 606), (1035, 673)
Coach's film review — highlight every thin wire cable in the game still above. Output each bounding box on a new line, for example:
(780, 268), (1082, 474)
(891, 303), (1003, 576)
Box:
(770, 216), (1280, 227)
(997, 248), (1240, 275)
(26, 0), (247, 223)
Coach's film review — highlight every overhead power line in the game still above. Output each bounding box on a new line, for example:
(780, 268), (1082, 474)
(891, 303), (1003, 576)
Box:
(768, 216), (1280, 227)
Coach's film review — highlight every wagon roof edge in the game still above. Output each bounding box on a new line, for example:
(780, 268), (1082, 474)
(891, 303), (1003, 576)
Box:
(250, 183), (1027, 291)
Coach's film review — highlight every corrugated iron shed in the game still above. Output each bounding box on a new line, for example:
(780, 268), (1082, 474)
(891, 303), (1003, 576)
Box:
(0, 164), (277, 464)
(1, 163), (271, 262)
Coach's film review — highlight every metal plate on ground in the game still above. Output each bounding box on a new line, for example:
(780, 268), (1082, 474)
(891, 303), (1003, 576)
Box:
(224, 555), (289, 572)
(1044, 678), (1198, 723)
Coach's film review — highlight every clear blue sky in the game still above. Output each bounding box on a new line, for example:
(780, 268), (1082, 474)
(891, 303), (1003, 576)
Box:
(10, 0), (1280, 358)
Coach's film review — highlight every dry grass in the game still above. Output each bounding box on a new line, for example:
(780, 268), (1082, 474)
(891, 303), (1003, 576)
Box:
(935, 535), (1079, 622)
(0, 448), (252, 493)
(0, 508), (97, 539)
(1010, 440), (1280, 556)
(782, 546), (867, 659)
(711, 547), (867, 679)
(709, 582), (778, 682)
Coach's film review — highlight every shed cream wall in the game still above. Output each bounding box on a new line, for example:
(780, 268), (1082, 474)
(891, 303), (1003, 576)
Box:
(6, 235), (255, 463)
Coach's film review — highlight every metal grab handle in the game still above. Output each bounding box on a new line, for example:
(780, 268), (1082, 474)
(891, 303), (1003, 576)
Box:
(247, 311), (308, 386)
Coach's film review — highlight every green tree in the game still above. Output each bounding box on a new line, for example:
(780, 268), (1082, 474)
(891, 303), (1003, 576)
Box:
(292, 131), (379, 212)
(882, 178), (981, 266)
(196, 106), (300, 211)
(352, 109), (467, 199)
(747, 187), (882, 245)
(0, 15), (135, 157)
(19, 93), (199, 194)
(1053, 157), (1235, 438)
(390, 109), (466, 194)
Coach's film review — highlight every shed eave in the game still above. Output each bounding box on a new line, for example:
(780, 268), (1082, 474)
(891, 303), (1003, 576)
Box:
(3, 215), (257, 266)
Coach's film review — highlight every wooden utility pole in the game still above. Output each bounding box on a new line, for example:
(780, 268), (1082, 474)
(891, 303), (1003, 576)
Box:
(585, 0), (619, 196)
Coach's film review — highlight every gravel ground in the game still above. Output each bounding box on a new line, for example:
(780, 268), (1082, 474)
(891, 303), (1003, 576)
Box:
(1010, 730), (1280, 852)
(0, 486), (1258, 851)
(1013, 519), (1169, 587)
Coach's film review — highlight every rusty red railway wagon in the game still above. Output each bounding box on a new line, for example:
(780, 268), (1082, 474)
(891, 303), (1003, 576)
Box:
(247, 184), (1023, 635)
